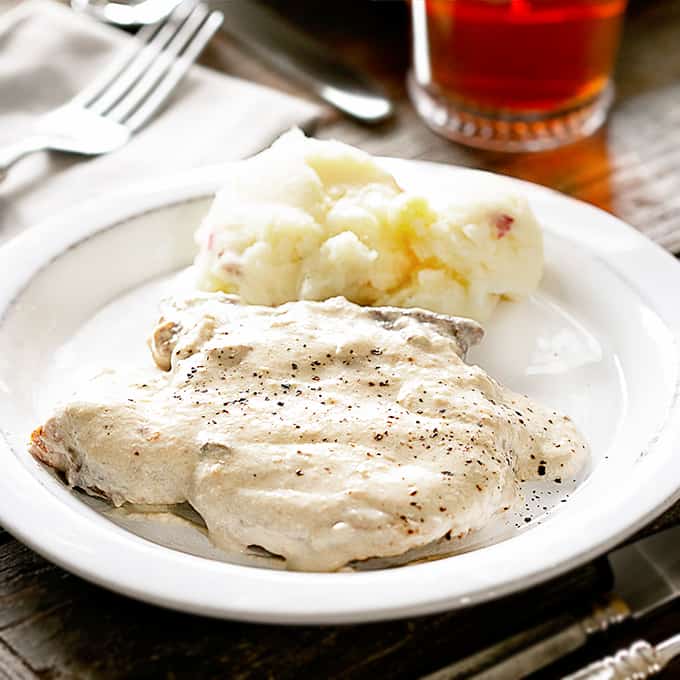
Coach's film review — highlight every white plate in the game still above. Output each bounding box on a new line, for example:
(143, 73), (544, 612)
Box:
(1, 159), (680, 624)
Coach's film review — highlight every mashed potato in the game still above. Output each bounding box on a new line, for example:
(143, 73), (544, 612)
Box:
(194, 129), (543, 321)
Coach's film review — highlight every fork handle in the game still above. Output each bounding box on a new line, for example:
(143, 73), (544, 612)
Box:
(563, 640), (662, 680)
(563, 633), (680, 680)
(0, 136), (49, 182)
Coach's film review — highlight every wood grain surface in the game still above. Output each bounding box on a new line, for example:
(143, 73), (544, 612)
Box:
(0, 524), (613, 679)
(2, 1), (680, 678)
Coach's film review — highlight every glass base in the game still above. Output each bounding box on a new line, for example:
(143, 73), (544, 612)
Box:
(407, 73), (614, 153)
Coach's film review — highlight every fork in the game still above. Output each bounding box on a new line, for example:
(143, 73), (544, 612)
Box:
(563, 633), (680, 679)
(71, 0), (184, 26)
(0, 0), (223, 182)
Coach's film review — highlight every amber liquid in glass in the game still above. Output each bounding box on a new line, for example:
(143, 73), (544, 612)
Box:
(424, 0), (626, 114)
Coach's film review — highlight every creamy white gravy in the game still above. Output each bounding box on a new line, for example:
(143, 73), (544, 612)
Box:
(31, 294), (588, 571)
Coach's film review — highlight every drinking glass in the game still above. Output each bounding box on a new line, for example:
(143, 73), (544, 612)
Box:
(408, 0), (627, 151)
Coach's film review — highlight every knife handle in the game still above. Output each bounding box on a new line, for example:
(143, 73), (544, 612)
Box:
(563, 633), (680, 680)
(421, 596), (630, 679)
(470, 597), (630, 680)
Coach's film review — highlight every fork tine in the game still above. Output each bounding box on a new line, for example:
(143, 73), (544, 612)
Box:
(71, 23), (159, 108)
(89, 0), (200, 116)
(108, 3), (209, 124)
(125, 11), (223, 133)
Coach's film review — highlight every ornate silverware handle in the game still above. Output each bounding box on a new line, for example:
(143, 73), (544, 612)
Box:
(563, 633), (680, 680)
(418, 597), (630, 680)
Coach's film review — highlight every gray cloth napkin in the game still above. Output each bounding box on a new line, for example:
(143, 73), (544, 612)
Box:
(0, 0), (320, 244)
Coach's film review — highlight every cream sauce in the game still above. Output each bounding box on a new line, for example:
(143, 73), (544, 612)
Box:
(31, 294), (588, 571)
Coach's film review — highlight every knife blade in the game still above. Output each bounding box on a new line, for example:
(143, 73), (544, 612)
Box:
(419, 526), (680, 680)
(212, 0), (394, 123)
(608, 526), (680, 620)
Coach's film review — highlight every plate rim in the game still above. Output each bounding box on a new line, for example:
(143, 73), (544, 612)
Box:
(1, 159), (680, 624)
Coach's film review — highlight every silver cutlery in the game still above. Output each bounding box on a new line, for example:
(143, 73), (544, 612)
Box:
(73, 0), (395, 124)
(563, 633), (680, 680)
(71, 0), (184, 26)
(419, 526), (680, 680)
(215, 1), (394, 124)
(0, 0), (223, 182)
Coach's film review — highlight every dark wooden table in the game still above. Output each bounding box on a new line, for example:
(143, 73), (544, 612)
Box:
(3, 1), (680, 678)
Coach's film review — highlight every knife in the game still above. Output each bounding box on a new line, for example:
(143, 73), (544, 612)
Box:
(213, 0), (394, 124)
(419, 526), (680, 680)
